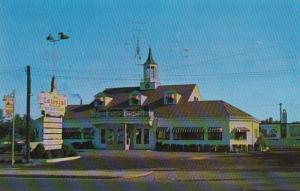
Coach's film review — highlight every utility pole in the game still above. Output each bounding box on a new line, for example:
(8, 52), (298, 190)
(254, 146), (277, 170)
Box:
(279, 103), (282, 124)
(11, 90), (15, 167)
(26, 65), (31, 163)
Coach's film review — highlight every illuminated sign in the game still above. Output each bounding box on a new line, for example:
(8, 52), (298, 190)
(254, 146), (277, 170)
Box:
(3, 95), (14, 120)
(39, 91), (67, 117)
(39, 78), (67, 150)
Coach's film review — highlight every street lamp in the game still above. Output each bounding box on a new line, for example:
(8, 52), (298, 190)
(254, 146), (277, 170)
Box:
(47, 32), (70, 43)
(46, 32), (70, 91)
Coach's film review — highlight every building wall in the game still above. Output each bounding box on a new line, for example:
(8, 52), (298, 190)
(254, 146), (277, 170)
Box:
(260, 123), (300, 149)
(229, 119), (260, 151)
(156, 117), (230, 146)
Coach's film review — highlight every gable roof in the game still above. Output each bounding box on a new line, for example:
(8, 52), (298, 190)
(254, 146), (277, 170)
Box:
(62, 83), (255, 120)
(153, 100), (253, 118)
(99, 84), (197, 109)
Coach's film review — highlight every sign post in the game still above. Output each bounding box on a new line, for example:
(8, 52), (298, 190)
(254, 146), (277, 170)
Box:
(39, 77), (67, 150)
(3, 90), (16, 166)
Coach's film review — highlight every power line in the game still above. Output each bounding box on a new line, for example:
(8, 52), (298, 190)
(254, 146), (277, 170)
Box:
(164, 39), (300, 70)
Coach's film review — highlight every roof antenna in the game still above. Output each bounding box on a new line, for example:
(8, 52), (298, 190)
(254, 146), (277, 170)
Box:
(135, 39), (141, 60)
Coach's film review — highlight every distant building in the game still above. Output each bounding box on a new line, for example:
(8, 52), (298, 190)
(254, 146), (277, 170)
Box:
(260, 123), (300, 150)
(36, 49), (260, 152)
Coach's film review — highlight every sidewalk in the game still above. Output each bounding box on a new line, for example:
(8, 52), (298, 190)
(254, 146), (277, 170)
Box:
(0, 166), (153, 179)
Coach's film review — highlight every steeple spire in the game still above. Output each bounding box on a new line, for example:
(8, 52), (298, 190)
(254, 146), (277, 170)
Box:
(140, 48), (160, 90)
(145, 48), (157, 65)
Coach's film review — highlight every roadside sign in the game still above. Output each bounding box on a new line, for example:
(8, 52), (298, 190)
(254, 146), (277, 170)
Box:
(44, 117), (63, 123)
(39, 78), (67, 150)
(43, 122), (63, 128)
(44, 129), (62, 134)
(43, 134), (62, 140)
(44, 145), (62, 150)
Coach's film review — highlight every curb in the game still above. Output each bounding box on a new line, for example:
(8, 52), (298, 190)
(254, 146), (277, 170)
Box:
(30, 156), (80, 165)
(0, 170), (153, 179)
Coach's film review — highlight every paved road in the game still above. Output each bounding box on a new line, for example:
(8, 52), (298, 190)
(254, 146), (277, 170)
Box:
(1, 150), (300, 191)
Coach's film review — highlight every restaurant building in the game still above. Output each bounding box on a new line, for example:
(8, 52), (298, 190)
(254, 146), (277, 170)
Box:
(36, 49), (260, 151)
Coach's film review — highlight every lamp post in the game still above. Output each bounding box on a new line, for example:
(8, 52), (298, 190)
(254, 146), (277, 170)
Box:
(46, 32), (70, 84)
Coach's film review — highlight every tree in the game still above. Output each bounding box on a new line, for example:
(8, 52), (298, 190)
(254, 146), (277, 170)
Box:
(0, 113), (35, 141)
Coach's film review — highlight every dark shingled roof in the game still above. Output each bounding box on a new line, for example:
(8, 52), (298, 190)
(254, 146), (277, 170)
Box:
(100, 84), (197, 109)
(64, 84), (254, 119)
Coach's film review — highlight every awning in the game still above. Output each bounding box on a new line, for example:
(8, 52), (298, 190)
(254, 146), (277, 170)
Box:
(208, 127), (223, 132)
(156, 127), (170, 132)
(172, 127), (204, 133)
(233, 127), (249, 133)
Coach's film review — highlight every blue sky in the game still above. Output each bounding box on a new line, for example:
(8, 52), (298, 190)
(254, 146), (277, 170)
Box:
(0, 0), (299, 121)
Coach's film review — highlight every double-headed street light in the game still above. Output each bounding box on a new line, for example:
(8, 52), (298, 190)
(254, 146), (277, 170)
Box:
(47, 32), (70, 43)
(46, 32), (70, 91)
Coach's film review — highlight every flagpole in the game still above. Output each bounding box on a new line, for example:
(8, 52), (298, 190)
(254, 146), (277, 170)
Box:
(11, 90), (15, 167)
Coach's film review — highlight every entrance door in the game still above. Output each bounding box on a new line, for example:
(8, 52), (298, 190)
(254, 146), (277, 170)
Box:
(125, 124), (130, 150)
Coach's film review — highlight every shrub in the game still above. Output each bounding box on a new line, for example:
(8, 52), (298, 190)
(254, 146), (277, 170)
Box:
(31, 143), (47, 159)
(51, 149), (63, 158)
(62, 144), (77, 157)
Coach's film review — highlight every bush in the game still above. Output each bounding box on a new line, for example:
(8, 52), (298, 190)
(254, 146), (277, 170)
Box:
(31, 143), (77, 159)
(31, 143), (47, 159)
(51, 149), (63, 158)
(62, 144), (77, 157)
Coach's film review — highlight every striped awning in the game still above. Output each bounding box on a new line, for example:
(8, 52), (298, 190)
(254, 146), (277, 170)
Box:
(172, 127), (204, 133)
(208, 127), (223, 132)
(156, 127), (170, 132)
(233, 127), (249, 133)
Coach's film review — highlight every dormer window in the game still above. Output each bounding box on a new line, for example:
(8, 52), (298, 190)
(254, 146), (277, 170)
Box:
(94, 97), (105, 107)
(129, 91), (147, 106)
(130, 94), (140, 105)
(164, 91), (180, 105)
(94, 92), (112, 108)
(166, 93), (175, 104)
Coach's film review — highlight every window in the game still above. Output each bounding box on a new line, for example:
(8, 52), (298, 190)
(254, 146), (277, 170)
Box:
(208, 127), (223, 140)
(63, 128), (81, 139)
(173, 127), (204, 140)
(174, 132), (204, 140)
(129, 92), (141, 106)
(144, 129), (149, 144)
(194, 97), (198, 101)
(165, 93), (176, 104)
(117, 128), (124, 144)
(107, 129), (114, 144)
(101, 129), (105, 144)
(150, 66), (155, 79)
(136, 129), (141, 144)
(94, 97), (105, 108)
(83, 128), (94, 139)
(234, 132), (247, 140)
(156, 127), (170, 140)
(130, 94), (140, 105)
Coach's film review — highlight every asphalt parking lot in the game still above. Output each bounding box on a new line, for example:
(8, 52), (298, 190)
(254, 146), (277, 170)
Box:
(2, 150), (300, 191)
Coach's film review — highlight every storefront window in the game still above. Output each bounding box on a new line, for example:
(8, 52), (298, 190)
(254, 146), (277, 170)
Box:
(107, 129), (114, 144)
(234, 132), (247, 140)
(101, 129), (105, 144)
(144, 129), (149, 144)
(117, 128), (124, 144)
(63, 128), (81, 139)
(83, 128), (94, 139)
(174, 132), (204, 140)
(208, 127), (223, 140)
(136, 129), (141, 144)
(156, 130), (170, 140)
